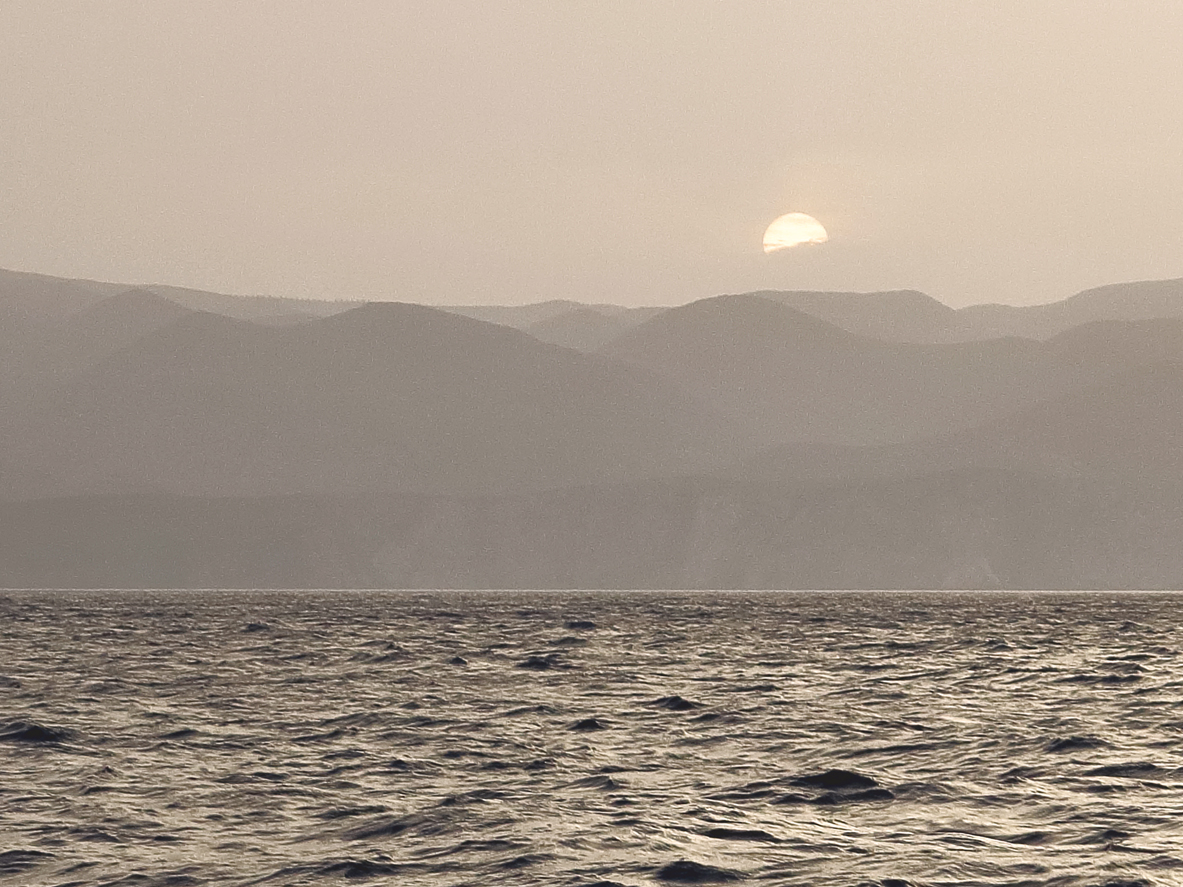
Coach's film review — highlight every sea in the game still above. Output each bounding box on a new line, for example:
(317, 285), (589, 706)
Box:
(1, 590), (1181, 887)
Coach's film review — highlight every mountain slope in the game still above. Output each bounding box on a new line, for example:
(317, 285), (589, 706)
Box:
(1, 302), (742, 500)
(444, 300), (663, 345)
(755, 288), (958, 342)
(525, 306), (633, 352)
(0, 267), (125, 322)
(605, 295), (1183, 449)
(0, 269), (130, 381)
(752, 278), (1183, 343)
(140, 284), (359, 321)
(603, 294), (1061, 446)
(7, 469), (1183, 589)
(734, 359), (1183, 486)
(42, 289), (195, 372)
(444, 300), (586, 328)
(956, 278), (1183, 341)
(1, 289), (198, 405)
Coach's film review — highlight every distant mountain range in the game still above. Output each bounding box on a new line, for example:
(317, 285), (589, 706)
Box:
(4, 266), (1183, 588)
(755, 279), (1183, 343)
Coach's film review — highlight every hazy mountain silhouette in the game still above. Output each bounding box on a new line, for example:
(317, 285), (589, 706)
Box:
(7, 470), (1183, 589)
(6, 265), (1183, 588)
(756, 277), (1183, 343)
(444, 300), (663, 348)
(1, 301), (740, 500)
(1, 269), (125, 382)
(36, 290), (194, 374)
(734, 359), (1183, 486)
(601, 294), (1170, 447)
(0, 267), (125, 322)
(955, 278), (1183, 341)
(139, 284), (360, 321)
(754, 289), (958, 342)
(0, 289), (196, 404)
(524, 306), (632, 352)
(444, 300), (590, 328)
(0, 267), (362, 330)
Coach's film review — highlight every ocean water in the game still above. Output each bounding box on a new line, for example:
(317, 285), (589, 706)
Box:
(1, 590), (1182, 887)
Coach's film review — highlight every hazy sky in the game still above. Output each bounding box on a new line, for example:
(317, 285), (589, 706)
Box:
(3, 2), (1181, 307)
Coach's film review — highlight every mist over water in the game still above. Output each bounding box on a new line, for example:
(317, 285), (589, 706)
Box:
(2, 590), (1182, 886)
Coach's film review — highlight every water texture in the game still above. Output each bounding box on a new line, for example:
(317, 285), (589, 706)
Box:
(1, 590), (1182, 886)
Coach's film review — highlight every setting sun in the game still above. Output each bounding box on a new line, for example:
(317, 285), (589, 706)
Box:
(762, 212), (829, 253)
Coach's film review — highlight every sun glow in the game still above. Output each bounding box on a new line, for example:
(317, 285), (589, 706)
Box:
(762, 213), (828, 253)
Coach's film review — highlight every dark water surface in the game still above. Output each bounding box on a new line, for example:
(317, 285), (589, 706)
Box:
(2, 590), (1182, 887)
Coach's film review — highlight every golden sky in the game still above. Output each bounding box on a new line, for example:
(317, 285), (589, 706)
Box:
(2, 1), (1181, 307)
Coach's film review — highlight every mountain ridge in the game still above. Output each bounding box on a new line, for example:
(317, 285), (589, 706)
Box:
(1, 300), (743, 501)
(5, 265), (1183, 588)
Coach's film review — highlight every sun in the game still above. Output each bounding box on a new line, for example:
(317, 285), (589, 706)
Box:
(763, 213), (828, 253)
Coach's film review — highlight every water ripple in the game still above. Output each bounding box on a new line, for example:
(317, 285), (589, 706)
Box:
(0, 590), (1181, 885)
